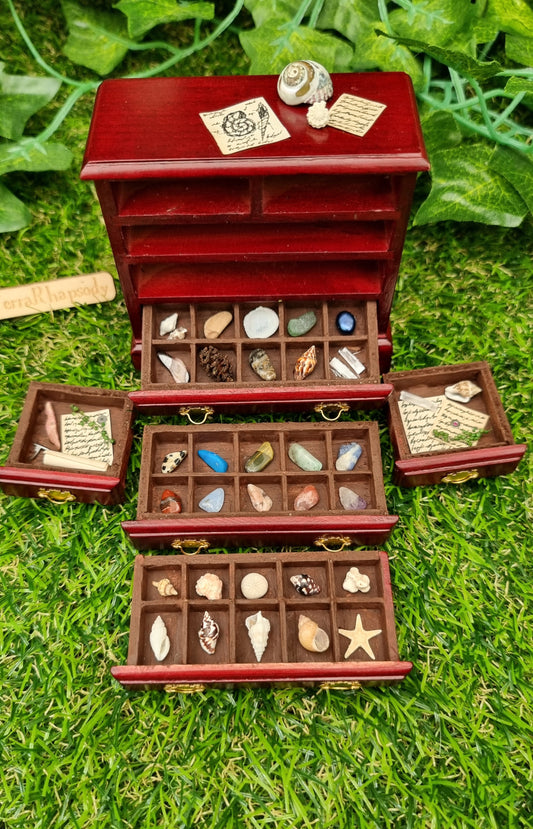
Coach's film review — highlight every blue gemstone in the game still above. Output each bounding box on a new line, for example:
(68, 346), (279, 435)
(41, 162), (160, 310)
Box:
(335, 311), (356, 335)
(199, 487), (225, 513)
(198, 449), (228, 473)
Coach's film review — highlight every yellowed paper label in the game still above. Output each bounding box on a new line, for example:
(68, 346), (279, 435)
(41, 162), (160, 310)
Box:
(200, 97), (290, 155)
(399, 395), (489, 455)
(328, 93), (387, 137)
(0, 272), (116, 320)
(61, 409), (113, 465)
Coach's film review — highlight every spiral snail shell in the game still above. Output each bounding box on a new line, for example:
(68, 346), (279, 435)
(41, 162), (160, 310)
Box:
(277, 60), (333, 106)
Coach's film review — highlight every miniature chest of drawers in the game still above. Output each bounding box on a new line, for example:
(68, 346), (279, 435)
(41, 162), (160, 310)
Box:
(81, 72), (429, 414)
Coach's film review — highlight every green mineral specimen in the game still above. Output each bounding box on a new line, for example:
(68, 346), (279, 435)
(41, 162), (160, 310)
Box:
(287, 310), (317, 337)
(244, 441), (274, 473)
(288, 442), (322, 471)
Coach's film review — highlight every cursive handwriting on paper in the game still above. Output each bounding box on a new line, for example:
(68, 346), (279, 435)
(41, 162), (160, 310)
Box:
(328, 93), (387, 137)
(60, 409), (113, 465)
(398, 395), (489, 455)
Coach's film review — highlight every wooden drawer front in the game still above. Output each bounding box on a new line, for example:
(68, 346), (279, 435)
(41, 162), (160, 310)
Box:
(112, 550), (412, 688)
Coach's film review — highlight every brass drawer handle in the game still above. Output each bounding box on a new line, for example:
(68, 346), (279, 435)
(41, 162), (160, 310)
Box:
(314, 402), (350, 421)
(164, 683), (206, 694)
(37, 488), (76, 504)
(179, 405), (214, 425)
(441, 469), (479, 484)
(171, 538), (210, 555)
(319, 681), (362, 691)
(315, 535), (351, 553)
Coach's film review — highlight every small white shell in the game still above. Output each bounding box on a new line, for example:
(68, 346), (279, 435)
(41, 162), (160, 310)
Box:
(160, 312), (178, 337)
(277, 60), (333, 106)
(307, 101), (330, 129)
(152, 577), (178, 596)
(342, 566), (370, 594)
(245, 610), (271, 662)
(444, 380), (483, 404)
(158, 352), (189, 383)
(195, 572), (223, 601)
(149, 615), (170, 661)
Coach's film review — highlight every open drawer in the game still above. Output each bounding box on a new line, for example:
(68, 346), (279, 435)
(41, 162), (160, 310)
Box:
(122, 420), (397, 550)
(112, 549), (412, 690)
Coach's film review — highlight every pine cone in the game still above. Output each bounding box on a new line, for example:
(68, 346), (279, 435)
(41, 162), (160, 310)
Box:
(199, 345), (235, 382)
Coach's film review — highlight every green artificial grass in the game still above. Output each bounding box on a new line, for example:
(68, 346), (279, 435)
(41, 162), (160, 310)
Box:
(1, 6), (532, 829)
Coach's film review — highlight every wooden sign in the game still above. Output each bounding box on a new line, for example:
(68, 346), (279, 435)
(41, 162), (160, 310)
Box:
(0, 272), (116, 319)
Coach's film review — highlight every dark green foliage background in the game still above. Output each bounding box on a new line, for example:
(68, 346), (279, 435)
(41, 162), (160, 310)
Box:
(0, 3), (532, 827)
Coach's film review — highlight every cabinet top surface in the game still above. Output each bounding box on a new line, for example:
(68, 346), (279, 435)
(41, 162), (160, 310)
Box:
(81, 72), (429, 179)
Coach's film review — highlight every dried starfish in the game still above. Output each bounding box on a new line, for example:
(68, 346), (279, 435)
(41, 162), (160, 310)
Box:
(338, 614), (382, 660)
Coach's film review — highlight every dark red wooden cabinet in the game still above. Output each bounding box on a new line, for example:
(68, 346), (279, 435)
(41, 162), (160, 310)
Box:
(81, 72), (429, 413)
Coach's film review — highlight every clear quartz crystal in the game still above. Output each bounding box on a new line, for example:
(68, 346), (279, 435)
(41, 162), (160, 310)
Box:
(338, 347), (365, 375)
(329, 356), (357, 379)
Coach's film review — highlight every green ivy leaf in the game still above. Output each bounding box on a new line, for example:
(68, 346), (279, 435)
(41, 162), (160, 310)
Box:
(0, 181), (31, 233)
(419, 109), (463, 155)
(489, 145), (533, 214)
(243, 0), (301, 28)
(0, 139), (73, 176)
(115, 0), (214, 40)
(505, 32), (533, 66)
(353, 27), (424, 90)
(239, 20), (353, 75)
(414, 142), (528, 226)
(504, 76), (533, 109)
(488, 0), (533, 36)
(316, 0), (379, 45)
(389, 0), (478, 56)
(61, 0), (131, 75)
(376, 30), (503, 82)
(0, 63), (61, 141)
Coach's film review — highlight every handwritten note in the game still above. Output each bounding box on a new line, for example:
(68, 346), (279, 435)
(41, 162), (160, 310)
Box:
(328, 93), (387, 137)
(60, 409), (113, 466)
(398, 395), (489, 455)
(200, 97), (290, 155)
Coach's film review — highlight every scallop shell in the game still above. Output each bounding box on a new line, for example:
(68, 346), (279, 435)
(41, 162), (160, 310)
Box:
(198, 610), (220, 655)
(444, 380), (483, 403)
(298, 614), (329, 653)
(152, 577), (178, 596)
(294, 344), (317, 380)
(149, 615), (170, 661)
(277, 60), (333, 106)
(245, 610), (271, 662)
(195, 572), (223, 601)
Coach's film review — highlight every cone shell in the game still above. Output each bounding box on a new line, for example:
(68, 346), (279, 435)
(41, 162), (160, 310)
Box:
(294, 345), (317, 380)
(245, 610), (271, 662)
(298, 615), (329, 653)
(149, 615), (170, 661)
(198, 610), (220, 655)
(277, 60), (333, 106)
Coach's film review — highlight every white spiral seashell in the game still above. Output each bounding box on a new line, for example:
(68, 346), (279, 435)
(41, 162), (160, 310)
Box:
(149, 615), (170, 661)
(277, 60), (333, 106)
(245, 610), (271, 662)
